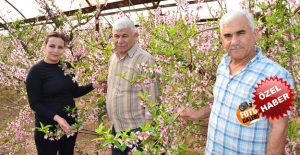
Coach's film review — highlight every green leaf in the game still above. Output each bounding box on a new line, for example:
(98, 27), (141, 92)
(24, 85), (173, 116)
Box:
(92, 137), (104, 141)
(115, 132), (122, 138)
(95, 123), (104, 134)
(115, 72), (127, 78)
(120, 143), (127, 151)
(103, 139), (114, 146)
(129, 72), (137, 83)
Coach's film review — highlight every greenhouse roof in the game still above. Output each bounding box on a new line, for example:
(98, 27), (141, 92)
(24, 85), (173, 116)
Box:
(1, 0), (299, 30)
(0, 0), (217, 23)
(1, 0), (227, 32)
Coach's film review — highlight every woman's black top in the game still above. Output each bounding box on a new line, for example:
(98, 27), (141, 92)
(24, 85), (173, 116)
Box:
(26, 60), (94, 126)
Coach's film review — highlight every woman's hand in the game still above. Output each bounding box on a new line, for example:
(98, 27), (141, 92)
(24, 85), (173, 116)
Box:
(53, 115), (71, 133)
(93, 81), (107, 89)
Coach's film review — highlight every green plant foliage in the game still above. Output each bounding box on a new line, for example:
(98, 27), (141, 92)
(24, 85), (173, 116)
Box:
(0, 0), (299, 154)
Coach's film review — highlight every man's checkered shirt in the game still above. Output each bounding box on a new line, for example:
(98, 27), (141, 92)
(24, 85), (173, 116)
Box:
(205, 46), (294, 155)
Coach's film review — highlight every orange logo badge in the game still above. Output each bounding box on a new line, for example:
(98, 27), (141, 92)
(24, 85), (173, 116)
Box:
(236, 100), (260, 126)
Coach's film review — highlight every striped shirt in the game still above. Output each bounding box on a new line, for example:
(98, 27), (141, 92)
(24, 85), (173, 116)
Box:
(106, 43), (159, 132)
(205, 46), (294, 155)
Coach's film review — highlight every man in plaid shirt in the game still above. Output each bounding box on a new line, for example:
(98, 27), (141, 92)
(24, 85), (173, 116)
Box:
(106, 17), (159, 155)
(180, 10), (293, 154)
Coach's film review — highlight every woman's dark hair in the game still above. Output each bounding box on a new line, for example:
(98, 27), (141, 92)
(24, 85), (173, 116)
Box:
(44, 31), (68, 47)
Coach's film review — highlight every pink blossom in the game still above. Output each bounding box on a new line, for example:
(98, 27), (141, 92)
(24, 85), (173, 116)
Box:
(275, 39), (280, 46)
(140, 101), (146, 107)
(197, 86), (204, 92)
(160, 148), (165, 153)
(201, 80), (208, 86)
(155, 66), (162, 74)
(158, 116), (164, 123)
(135, 131), (143, 140)
(172, 72), (182, 78)
(143, 131), (150, 140)
(196, 4), (203, 11)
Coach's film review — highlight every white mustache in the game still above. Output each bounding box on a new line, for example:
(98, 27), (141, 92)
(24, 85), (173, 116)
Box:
(116, 43), (127, 47)
(230, 45), (243, 50)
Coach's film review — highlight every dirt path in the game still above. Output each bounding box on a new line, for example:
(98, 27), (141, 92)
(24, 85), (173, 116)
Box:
(0, 88), (206, 155)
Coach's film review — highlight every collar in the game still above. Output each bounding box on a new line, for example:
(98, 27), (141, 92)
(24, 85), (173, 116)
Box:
(126, 43), (139, 58)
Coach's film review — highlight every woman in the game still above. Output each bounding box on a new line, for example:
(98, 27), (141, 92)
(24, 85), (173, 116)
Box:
(26, 31), (103, 155)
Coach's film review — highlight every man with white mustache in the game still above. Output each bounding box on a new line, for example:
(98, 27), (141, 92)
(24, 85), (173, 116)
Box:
(179, 10), (293, 154)
(106, 17), (159, 155)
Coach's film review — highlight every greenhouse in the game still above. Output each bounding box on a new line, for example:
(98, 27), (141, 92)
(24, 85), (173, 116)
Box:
(0, 0), (299, 154)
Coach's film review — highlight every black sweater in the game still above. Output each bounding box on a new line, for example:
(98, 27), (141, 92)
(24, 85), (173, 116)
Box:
(26, 60), (94, 125)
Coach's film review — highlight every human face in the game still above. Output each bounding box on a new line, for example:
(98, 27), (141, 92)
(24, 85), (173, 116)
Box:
(220, 16), (259, 63)
(43, 37), (65, 64)
(113, 26), (137, 56)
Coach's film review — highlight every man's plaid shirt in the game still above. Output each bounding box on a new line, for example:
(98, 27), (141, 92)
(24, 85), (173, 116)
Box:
(205, 46), (294, 155)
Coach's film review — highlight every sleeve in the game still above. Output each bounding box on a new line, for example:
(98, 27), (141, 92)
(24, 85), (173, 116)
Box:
(274, 68), (294, 116)
(141, 57), (159, 120)
(274, 68), (294, 89)
(26, 65), (57, 120)
(71, 82), (94, 98)
(64, 61), (95, 98)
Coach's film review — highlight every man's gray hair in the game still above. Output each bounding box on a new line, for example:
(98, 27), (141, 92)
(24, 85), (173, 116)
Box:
(220, 10), (256, 32)
(113, 17), (136, 33)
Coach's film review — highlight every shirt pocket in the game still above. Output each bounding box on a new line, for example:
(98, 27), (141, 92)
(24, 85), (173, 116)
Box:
(236, 84), (254, 102)
(120, 65), (140, 92)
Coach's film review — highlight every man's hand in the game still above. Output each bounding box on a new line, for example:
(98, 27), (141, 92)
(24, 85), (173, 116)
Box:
(179, 107), (200, 122)
(178, 105), (211, 123)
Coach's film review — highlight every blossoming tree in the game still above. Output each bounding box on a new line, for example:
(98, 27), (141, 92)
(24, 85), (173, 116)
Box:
(0, 0), (299, 154)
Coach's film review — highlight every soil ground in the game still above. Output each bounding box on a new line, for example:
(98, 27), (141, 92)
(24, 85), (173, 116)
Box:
(0, 88), (112, 155)
(1, 88), (298, 155)
(0, 88), (300, 155)
(0, 88), (206, 155)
